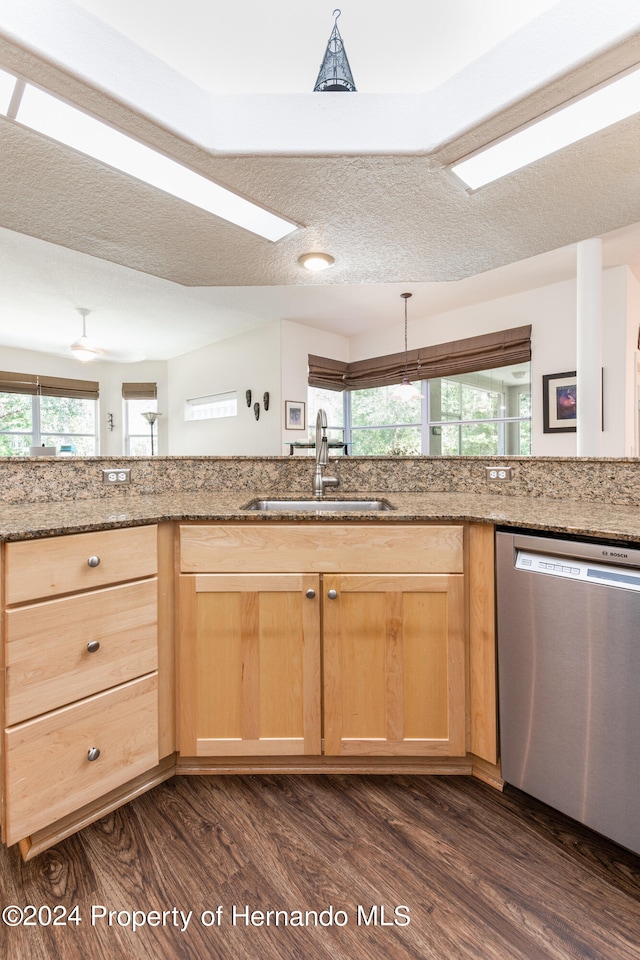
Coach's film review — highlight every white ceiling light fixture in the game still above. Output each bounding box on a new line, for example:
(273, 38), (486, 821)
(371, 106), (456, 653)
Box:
(4, 79), (298, 242)
(450, 64), (640, 190)
(70, 308), (104, 362)
(298, 252), (335, 272)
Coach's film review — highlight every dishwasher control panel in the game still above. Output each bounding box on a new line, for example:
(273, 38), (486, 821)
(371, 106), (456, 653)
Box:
(515, 550), (640, 592)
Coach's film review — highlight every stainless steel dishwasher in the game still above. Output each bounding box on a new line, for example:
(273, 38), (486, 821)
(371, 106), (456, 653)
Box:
(496, 528), (640, 856)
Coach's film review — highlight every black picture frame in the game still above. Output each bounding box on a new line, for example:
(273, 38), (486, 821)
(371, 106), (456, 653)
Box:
(543, 371), (577, 433)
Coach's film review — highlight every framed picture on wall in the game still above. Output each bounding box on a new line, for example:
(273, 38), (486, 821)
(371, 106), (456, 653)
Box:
(285, 400), (306, 430)
(543, 371), (577, 433)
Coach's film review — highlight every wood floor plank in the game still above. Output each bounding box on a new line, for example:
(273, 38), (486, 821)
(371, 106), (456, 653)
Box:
(1, 775), (639, 959)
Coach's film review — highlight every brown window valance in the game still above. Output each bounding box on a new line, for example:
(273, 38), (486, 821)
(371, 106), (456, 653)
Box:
(0, 371), (99, 400)
(309, 325), (531, 391)
(122, 382), (157, 400)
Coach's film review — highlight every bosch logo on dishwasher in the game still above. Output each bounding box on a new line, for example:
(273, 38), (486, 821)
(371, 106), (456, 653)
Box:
(602, 550), (628, 558)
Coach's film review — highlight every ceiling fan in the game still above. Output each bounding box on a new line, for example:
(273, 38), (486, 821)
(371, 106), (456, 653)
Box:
(70, 308), (145, 363)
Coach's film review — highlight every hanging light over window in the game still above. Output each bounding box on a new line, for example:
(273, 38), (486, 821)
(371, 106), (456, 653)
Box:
(393, 293), (422, 401)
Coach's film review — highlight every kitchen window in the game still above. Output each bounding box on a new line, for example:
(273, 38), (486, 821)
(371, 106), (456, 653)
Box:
(309, 362), (531, 456)
(0, 372), (99, 456)
(123, 383), (159, 456)
(308, 325), (531, 456)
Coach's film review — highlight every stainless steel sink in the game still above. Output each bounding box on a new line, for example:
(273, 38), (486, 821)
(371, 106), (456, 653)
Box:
(242, 498), (395, 512)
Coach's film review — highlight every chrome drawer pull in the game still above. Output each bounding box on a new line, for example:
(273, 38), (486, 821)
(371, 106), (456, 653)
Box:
(305, 588), (316, 599)
(87, 556), (101, 568)
(87, 640), (100, 653)
(327, 589), (338, 600)
(87, 747), (101, 762)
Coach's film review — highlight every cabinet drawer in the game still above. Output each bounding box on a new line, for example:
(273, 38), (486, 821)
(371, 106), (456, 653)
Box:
(180, 524), (464, 574)
(4, 673), (158, 846)
(5, 525), (158, 604)
(5, 579), (158, 725)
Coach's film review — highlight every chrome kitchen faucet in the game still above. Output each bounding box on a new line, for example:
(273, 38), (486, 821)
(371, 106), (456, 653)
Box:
(313, 409), (339, 497)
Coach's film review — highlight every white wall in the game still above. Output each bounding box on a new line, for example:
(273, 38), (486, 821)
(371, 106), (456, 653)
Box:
(167, 321), (282, 455)
(280, 320), (349, 444)
(0, 345), (167, 455)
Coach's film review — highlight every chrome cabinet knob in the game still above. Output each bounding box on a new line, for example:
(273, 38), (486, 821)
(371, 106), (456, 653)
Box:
(327, 589), (338, 600)
(87, 747), (101, 762)
(87, 556), (101, 568)
(305, 588), (316, 599)
(87, 640), (100, 653)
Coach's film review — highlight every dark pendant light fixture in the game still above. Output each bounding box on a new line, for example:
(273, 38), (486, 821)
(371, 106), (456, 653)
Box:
(314, 9), (357, 92)
(400, 292), (412, 386)
(394, 293), (422, 400)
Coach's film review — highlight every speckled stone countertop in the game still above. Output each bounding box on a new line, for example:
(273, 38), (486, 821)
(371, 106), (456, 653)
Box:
(2, 490), (640, 543)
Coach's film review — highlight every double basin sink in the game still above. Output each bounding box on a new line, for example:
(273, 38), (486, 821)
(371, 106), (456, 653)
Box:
(243, 498), (394, 513)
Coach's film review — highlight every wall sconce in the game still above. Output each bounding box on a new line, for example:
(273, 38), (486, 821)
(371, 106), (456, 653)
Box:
(107, 413), (115, 432)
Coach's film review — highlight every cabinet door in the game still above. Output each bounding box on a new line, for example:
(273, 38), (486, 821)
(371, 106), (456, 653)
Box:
(323, 574), (466, 757)
(179, 574), (321, 757)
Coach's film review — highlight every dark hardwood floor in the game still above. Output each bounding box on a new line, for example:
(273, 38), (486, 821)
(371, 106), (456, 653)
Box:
(1, 774), (639, 960)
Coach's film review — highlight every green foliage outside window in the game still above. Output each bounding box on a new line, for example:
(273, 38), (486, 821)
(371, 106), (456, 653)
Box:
(0, 392), (97, 456)
(310, 363), (531, 456)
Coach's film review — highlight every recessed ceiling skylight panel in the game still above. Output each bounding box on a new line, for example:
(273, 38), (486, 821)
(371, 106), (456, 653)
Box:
(451, 65), (640, 190)
(2, 76), (298, 242)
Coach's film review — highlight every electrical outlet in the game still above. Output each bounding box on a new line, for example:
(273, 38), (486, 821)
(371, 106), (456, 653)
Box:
(102, 468), (131, 484)
(485, 466), (513, 482)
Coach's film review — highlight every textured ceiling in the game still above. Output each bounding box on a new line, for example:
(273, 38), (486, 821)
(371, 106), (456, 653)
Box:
(0, 0), (640, 360)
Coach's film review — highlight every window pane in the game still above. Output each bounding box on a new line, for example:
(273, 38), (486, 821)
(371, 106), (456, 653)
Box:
(128, 435), (152, 456)
(431, 365), (531, 423)
(41, 434), (97, 456)
(0, 393), (33, 456)
(0, 434), (31, 456)
(40, 396), (96, 434)
(126, 398), (158, 455)
(0, 393), (32, 432)
(439, 422), (500, 456)
(308, 387), (343, 429)
(185, 391), (237, 421)
(351, 426), (421, 456)
(351, 385), (421, 428)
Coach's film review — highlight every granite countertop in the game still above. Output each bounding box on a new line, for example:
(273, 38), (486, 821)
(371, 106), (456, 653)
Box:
(2, 490), (640, 542)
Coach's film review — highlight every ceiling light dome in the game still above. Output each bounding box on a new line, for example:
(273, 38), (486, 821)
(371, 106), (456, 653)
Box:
(298, 252), (335, 272)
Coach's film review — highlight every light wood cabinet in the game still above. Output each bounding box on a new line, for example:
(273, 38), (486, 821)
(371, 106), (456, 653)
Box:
(0, 515), (498, 855)
(2, 526), (160, 848)
(178, 523), (473, 762)
(323, 573), (465, 756)
(179, 574), (321, 757)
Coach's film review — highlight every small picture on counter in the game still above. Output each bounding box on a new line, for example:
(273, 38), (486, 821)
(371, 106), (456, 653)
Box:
(285, 400), (306, 430)
(543, 371), (577, 433)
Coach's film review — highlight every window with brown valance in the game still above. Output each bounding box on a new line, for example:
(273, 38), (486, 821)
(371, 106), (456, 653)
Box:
(121, 382), (157, 400)
(0, 371), (99, 399)
(309, 324), (531, 391)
